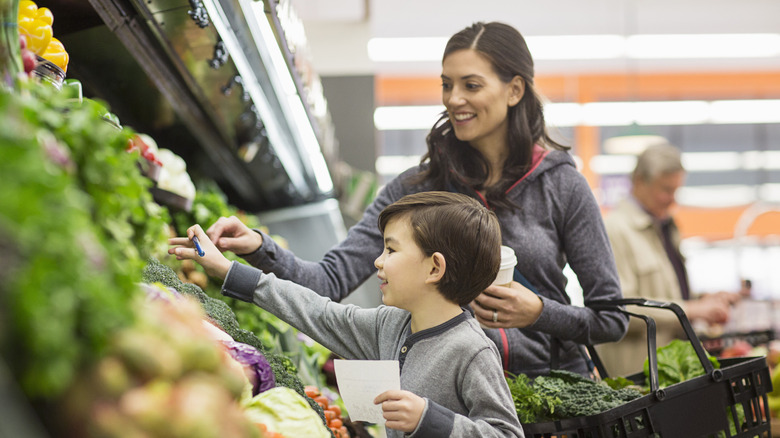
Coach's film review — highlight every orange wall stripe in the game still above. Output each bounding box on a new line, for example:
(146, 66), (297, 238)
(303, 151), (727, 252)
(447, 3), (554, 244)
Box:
(376, 71), (780, 105)
(375, 77), (440, 105)
(599, 206), (780, 241)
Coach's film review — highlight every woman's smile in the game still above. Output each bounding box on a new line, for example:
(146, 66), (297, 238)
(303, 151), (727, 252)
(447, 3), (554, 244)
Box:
(451, 111), (476, 123)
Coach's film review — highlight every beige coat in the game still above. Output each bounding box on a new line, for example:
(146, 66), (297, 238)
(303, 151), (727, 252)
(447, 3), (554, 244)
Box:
(594, 199), (686, 377)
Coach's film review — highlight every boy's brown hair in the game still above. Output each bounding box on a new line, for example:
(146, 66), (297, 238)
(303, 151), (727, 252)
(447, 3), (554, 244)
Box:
(377, 191), (501, 306)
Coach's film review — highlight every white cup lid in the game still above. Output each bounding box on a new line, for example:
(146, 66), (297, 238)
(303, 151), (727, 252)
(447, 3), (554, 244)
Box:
(499, 245), (517, 269)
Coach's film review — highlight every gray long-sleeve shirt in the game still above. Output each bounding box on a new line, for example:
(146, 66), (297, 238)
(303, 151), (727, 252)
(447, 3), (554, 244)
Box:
(222, 262), (525, 438)
(242, 150), (628, 376)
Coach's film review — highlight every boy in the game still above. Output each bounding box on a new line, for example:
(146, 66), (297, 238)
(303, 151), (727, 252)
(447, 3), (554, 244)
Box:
(169, 191), (524, 438)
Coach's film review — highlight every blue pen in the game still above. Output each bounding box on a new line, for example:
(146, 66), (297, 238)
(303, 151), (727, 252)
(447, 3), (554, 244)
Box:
(192, 235), (205, 257)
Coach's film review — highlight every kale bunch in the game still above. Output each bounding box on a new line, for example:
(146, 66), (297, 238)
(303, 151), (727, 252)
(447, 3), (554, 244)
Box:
(534, 370), (643, 419)
(507, 369), (643, 423)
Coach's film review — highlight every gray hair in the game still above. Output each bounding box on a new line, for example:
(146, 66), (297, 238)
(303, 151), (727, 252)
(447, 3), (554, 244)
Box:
(632, 143), (685, 183)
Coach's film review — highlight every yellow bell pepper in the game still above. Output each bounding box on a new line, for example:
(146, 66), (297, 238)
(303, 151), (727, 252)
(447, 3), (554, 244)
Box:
(41, 37), (69, 73)
(17, 0), (53, 55)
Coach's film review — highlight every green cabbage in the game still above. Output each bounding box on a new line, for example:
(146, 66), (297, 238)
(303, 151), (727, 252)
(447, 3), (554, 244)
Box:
(242, 387), (330, 438)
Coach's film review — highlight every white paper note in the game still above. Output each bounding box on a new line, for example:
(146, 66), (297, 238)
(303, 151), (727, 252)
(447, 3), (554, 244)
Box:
(333, 359), (400, 424)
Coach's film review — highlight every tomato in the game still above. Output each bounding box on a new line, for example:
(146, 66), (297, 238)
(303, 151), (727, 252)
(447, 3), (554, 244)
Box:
(304, 385), (321, 398)
(313, 395), (329, 407)
(328, 404), (341, 417)
(330, 418), (343, 429)
(324, 410), (336, 422)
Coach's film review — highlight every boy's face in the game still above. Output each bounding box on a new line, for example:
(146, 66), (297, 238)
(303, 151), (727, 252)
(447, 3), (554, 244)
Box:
(374, 217), (432, 311)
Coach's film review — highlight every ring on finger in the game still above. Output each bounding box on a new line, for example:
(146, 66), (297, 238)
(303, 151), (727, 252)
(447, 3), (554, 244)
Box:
(492, 309), (498, 323)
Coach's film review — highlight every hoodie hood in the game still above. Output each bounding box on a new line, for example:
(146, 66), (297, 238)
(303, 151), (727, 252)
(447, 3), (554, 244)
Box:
(507, 148), (576, 191)
(399, 147), (579, 208)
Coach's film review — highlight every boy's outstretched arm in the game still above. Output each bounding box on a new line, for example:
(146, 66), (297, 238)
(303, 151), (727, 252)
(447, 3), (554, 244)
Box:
(169, 224), (232, 280)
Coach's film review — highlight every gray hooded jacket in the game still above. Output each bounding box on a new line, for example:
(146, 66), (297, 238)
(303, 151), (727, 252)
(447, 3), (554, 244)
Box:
(241, 150), (628, 377)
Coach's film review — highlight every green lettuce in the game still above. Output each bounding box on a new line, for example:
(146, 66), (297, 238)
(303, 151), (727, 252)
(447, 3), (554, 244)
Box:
(644, 339), (720, 388)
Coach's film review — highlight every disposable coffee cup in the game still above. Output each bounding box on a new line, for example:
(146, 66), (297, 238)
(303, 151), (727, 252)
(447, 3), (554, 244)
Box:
(492, 245), (517, 287)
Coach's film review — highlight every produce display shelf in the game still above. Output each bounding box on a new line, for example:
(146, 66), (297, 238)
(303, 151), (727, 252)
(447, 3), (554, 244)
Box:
(150, 187), (193, 212)
(700, 329), (775, 357)
(523, 299), (773, 438)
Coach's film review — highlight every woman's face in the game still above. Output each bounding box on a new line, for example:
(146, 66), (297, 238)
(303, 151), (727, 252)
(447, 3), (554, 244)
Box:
(441, 49), (522, 153)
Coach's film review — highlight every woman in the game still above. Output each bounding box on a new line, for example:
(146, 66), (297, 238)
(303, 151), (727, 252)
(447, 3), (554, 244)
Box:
(204, 22), (628, 377)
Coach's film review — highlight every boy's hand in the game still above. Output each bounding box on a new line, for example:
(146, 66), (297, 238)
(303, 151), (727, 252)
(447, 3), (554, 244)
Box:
(169, 224), (232, 280)
(374, 390), (425, 433)
(206, 216), (263, 256)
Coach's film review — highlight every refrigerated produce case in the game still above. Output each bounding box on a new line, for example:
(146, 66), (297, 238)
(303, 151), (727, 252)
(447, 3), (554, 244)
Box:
(2, 1), (356, 435)
(38, 0), (338, 214)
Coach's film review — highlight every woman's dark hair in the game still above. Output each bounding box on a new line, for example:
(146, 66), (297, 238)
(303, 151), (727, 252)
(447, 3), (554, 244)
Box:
(378, 191), (501, 306)
(413, 21), (569, 211)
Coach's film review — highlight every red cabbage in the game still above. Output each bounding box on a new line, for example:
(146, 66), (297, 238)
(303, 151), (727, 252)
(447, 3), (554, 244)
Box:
(221, 340), (275, 395)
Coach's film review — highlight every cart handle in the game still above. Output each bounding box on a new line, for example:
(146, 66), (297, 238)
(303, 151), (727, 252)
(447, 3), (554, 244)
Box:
(588, 298), (719, 396)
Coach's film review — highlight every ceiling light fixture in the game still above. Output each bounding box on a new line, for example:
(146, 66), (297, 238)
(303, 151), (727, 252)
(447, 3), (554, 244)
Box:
(373, 105), (444, 130)
(590, 151), (780, 176)
(243, 0), (334, 193)
(375, 100), (780, 130)
(367, 33), (780, 62)
(626, 34), (780, 59)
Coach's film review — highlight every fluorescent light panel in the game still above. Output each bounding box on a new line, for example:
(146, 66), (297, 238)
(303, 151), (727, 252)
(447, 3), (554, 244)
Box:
(379, 152), (780, 177)
(375, 155), (423, 176)
(562, 99), (780, 127)
(626, 34), (780, 59)
(374, 105), (444, 130)
(368, 33), (780, 62)
(244, 0), (333, 193)
(374, 100), (780, 130)
(529, 35), (625, 60)
(589, 155), (637, 175)
(677, 185), (759, 208)
(590, 151), (780, 175)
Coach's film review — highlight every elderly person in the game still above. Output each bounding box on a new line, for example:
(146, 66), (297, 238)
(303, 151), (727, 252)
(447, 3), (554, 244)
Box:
(596, 142), (735, 377)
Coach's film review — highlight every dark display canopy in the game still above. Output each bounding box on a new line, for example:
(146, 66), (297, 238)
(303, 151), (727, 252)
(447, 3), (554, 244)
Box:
(38, 0), (336, 212)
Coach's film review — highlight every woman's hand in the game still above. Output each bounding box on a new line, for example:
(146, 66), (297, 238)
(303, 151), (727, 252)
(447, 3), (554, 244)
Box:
(471, 282), (543, 328)
(206, 216), (263, 255)
(374, 390), (425, 433)
(169, 224), (232, 280)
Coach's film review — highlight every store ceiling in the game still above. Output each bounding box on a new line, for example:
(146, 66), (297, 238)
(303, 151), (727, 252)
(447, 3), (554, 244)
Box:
(287, 0), (780, 215)
(289, 0), (780, 77)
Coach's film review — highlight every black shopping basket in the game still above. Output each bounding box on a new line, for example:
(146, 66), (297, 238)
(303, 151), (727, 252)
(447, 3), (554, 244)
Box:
(522, 298), (773, 438)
